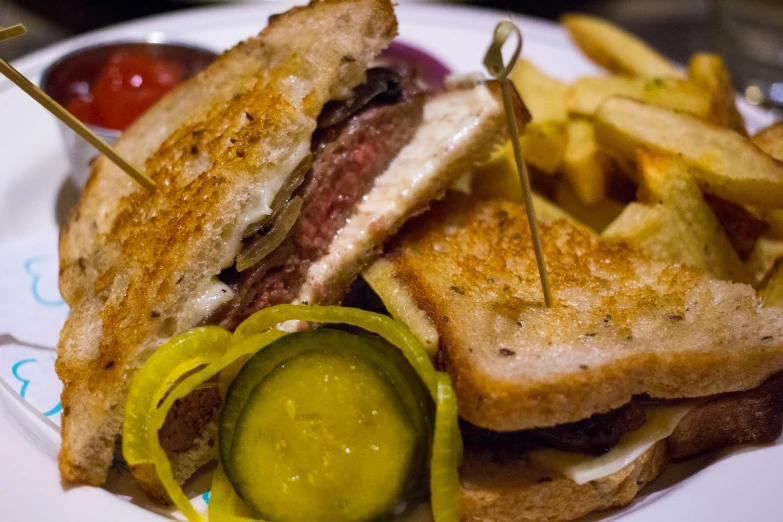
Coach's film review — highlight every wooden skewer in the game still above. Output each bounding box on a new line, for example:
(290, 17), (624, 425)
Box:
(0, 24), (27, 42)
(0, 25), (155, 190)
(483, 20), (553, 308)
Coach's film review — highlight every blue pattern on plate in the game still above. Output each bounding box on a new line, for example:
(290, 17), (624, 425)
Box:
(11, 357), (62, 417)
(11, 358), (36, 397)
(24, 256), (65, 307)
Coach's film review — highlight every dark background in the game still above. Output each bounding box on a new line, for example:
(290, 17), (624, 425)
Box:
(1, 0), (709, 64)
(6, 0), (783, 112)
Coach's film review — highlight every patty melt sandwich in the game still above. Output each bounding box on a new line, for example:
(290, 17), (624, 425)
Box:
(56, 0), (510, 498)
(365, 193), (783, 521)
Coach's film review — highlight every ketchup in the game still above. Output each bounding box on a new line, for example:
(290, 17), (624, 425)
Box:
(65, 50), (186, 131)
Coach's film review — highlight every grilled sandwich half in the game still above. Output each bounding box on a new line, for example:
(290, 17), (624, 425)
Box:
(56, 0), (510, 498)
(365, 194), (783, 521)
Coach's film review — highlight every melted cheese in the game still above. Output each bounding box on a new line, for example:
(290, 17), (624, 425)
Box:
(185, 277), (234, 321)
(242, 140), (311, 228)
(528, 402), (697, 485)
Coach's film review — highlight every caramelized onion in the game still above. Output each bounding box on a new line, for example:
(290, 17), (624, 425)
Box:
(242, 154), (311, 239)
(237, 196), (302, 272)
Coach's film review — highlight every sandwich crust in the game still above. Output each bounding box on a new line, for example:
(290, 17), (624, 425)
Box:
(384, 195), (783, 431)
(57, 0), (398, 486)
(461, 441), (667, 522)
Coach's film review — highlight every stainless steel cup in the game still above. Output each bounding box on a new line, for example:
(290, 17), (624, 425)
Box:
(40, 41), (217, 189)
(54, 119), (121, 189)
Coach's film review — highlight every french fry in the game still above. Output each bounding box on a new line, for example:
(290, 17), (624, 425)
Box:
(508, 60), (569, 174)
(759, 259), (783, 307)
(519, 120), (569, 174)
(752, 122), (783, 162)
(471, 142), (523, 203)
(510, 59), (568, 122)
(688, 53), (747, 136)
(757, 123), (783, 239)
(561, 13), (680, 78)
(566, 76), (712, 120)
(469, 142), (585, 230)
(471, 140), (560, 201)
(745, 237), (783, 288)
(562, 119), (613, 205)
(532, 192), (590, 231)
(593, 97), (783, 208)
(703, 194), (767, 260)
(604, 150), (750, 282)
(478, 60), (570, 183)
(602, 202), (683, 256)
(555, 180), (624, 232)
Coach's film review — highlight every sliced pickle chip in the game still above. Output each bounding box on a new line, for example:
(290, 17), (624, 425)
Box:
(236, 195), (302, 272)
(126, 305), (461, 522)
(229, 349), (418, 521)
(219, 329), (433, 500)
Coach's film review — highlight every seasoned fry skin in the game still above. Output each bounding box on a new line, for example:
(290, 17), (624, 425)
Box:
(688, 53), (747, 136)
(561, 13), (680, 78)
(602, 150), (750, 283)
(593, 97), (783, 208)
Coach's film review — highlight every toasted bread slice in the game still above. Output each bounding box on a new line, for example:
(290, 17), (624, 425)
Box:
(461, 441), (667, 522)
(56, 0), (398, 487)
(461, 371), (783, 522)
(59, 0), (396, 304)
(379, 195), (783, 431)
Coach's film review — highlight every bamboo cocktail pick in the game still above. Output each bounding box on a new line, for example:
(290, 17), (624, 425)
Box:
(0, 24), (26, 42)
(484, 20), (553, 308)
(0, 24), (156, 190)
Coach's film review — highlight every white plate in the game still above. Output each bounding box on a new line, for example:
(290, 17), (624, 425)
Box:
(0, 3), (780, 522)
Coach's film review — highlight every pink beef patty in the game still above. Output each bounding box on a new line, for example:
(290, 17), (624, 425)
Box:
(208, 67), (425, 330)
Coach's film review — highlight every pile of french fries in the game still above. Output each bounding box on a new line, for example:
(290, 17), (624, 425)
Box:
(473, 13), (783, 304)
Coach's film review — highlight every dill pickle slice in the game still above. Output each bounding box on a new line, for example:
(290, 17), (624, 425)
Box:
(229, 305), (462, 522)
(361, 335), (434, 496)
(228, 349), (417, 521)
(219, 330), (433, 483)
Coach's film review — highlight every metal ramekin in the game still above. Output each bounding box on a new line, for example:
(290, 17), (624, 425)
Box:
(40, 40), (218, 189)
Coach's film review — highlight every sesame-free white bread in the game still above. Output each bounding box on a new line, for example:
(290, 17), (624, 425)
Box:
(56, 0), (398, 488)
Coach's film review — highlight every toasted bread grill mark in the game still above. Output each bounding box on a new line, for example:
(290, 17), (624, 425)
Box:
(73, 88), (302, 390)
(57, 0), (398, 487)
(386, 195), (783, 431)
(59, 0), (398, 305)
